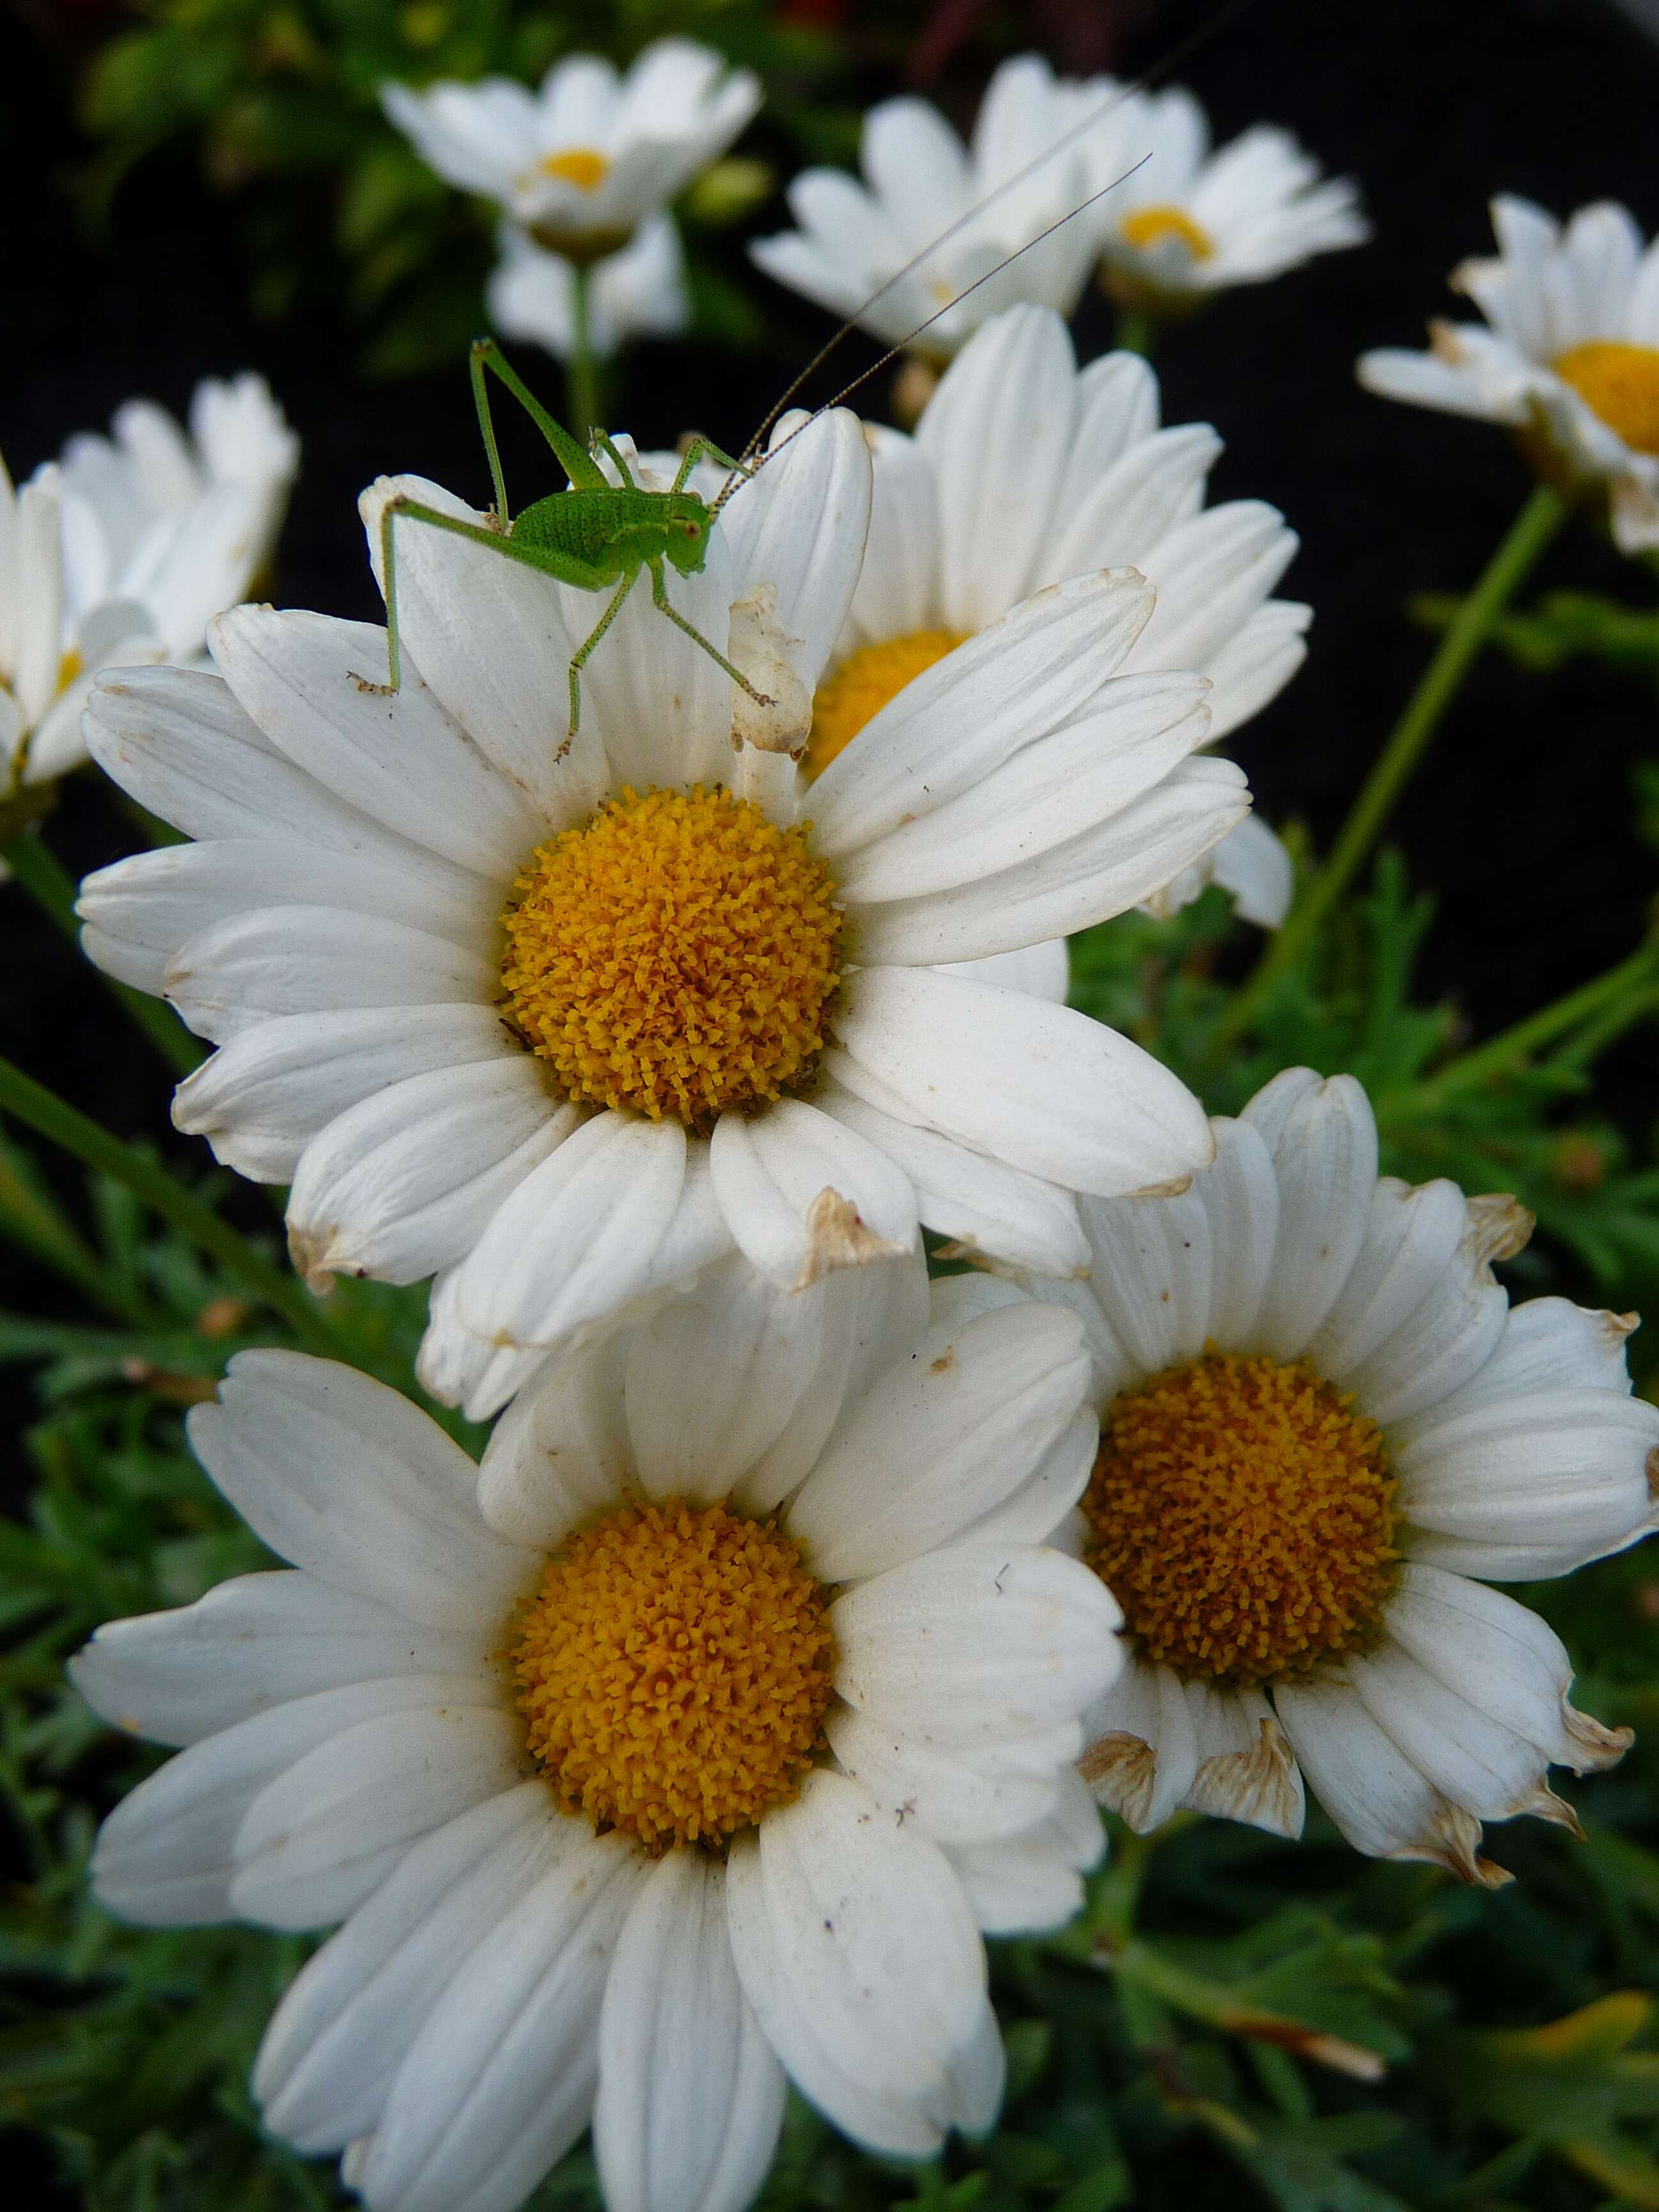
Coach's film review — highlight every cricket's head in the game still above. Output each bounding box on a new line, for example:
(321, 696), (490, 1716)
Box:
(662, 492), (712, 575)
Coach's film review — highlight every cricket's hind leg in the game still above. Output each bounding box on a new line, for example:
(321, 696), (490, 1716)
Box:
(646, 559), (774, 709)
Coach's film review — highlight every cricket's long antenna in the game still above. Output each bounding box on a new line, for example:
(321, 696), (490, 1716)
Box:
(710, 152), (1152, 504)
(718, 0), (1254, 498)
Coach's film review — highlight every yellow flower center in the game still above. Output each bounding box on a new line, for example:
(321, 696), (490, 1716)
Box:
(500, 784), (843, 1126)
(56, 648), (84, 696)
(1118, 205), (1214, 261)
(806, 630), (968, 779)
(511, 1498), (837, 1853)
(1083, 1350), (1399, 1687)
(1552, 342), (1659, 456)
(538, 147), (611, 192)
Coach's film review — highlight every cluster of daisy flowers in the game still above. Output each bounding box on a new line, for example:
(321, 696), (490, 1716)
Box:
(19, 31), (1659, 2212)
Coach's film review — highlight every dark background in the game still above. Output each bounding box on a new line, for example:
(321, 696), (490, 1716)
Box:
(4, 0), (1658, 1134)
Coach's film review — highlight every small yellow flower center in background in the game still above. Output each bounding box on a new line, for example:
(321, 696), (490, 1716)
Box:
(512, 1498), (837, 1853)
(56, 648), (84, 696)
(501, 784), (842, 1126)
(539, 147), (611, 192)
(1553, 342), (1659, 456)
(1084, 1350), (1398, 1687)
(807, 630), (968, 779)
(1118, 205), (1214, 261)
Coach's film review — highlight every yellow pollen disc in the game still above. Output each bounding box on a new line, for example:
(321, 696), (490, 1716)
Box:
(806, 630), (968, 780)
(512, 1498), (837, 1852)
(500, 784), (842, 1125)
(1553, 342), (1659, 456)
(539, 146), (611, 191)
(56, 648), (84, 695)
(1118, 205), (1214, 261)
(1083, 1349), (1399, 1687)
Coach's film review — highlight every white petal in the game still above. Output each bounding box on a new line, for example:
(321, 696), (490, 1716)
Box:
(362, 1832), (646, 2212)
(946, 1774), (1103, 1935)
(172, 1006), (517, 1184)
(726, 1769), (998, 2158)
(831, 1546), (1121, 1745)
(210, 606), (544, 876)
(823, 1703), (1076, 1848)
(1273, 1677), (1507, 1883)
(807, 569), (1156, 859)
(164, 905), (494, 1046)
(88, 1677), (473, 1928)
(356, 474), (609, 833)
(1345, 1636), (1566, 1825)
(815, 1082), (1089, 1277)
(188, 1350), (531, 1629)
(1392, 1386), (1659, 1579)
(439, 1114), (693, 1412)
(1078, 1657), (1199, 1831)
(1391, 1295), (1639, 1430)
(934, 938), (1069, 1002)
(717, 409), (871, 693)
(622, 1254), (852, 1504)
(76, 837), (492, 998)
(1242, 1070), (1376, 1357)
(1306, 1177), (1468, 1381)
(230, 1699), (525, 1930)
(1210, 814), (1294, 926)
(709, 1100), (918, 1291)
(70, 1570), (487, 1748)
(832, 965), (1214, 1198)
(1180, 1681), (1305, 1838)
(835, 670), (1212, 905)
(285, 1062), (575, 1287)
(1382, 1564), (1630, 1775)
(255, 1783), (573, 2155)
(789, 1306), (1091, 1580)
(1078, 1184), (1214, 1376)
(1193, 1115), (1279, 1347)
(915, 303), (1076, 626)
(845, 426), (942, 646)
(82, 668), (474, 898)
(596, 1854), (787, 2212)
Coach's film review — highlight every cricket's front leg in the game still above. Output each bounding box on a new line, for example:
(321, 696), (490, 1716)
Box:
(646, 560), (776, 708)
(672, 436), (753, 494)
(565, 569), (639, 737)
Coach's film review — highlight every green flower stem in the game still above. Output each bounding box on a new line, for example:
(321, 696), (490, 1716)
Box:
(1114, 305), (1157, 357)
(568, 260), (600, 435)
(0, 1053), (341, 1358)
(1394, 941), (1659, 1117)
(1219, 484), (1567, 1046)
(0, 1132), (150, 1324)
(4, 830), (203, 1077)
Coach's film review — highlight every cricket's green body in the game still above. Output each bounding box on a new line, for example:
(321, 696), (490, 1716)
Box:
(372, 340), (765, 737)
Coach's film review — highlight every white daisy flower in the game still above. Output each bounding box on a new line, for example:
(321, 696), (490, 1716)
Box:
(3, 374), (298, 789)
(1093, 85), (1368, 314)
(488, 212), (688, 361)
(79, 406), (1250, 1416)
(1014, 1066), (1658, 1881)
(1358, 196), (1659, 553)
(808, 303), (1306, 936)
(382, 38), (760, 260)
(72, 1257), (1121, 2212)
(749, 56), (1112, 360)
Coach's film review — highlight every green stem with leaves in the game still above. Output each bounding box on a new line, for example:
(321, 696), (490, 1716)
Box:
(1219, 484), (1567, 1045)
(1388, 939), (1659, 1118)
(0, 1054), (340, 1356)
(4, 830), (202, 1077)
(567, 260), (600, 435)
